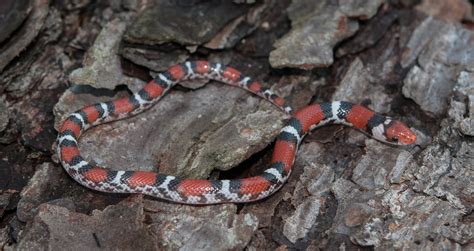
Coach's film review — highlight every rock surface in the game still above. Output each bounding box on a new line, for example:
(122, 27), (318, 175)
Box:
(14, 199), (157, 250)
(123, 1), (250, 46)
(16, 163), (71, 222)
(415, 0), (473, 23)
(269, 0), (383, 69)
(54, 83), (289, 178)
(144, 199), (258, 250)
(1, 1), (473, 250)
(332, 57), (392, 113)
(0, 98), (8, 133)
(69, 16), (145, 91)
(402, 17), (474, 115)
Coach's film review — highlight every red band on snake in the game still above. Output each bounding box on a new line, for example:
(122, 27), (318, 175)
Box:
(56, 61), (416, 204)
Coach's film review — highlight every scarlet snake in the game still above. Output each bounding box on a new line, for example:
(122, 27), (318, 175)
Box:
(56, 61), (416, 204)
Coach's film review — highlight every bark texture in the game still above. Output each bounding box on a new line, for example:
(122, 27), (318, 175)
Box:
(0, 0), (473, 250)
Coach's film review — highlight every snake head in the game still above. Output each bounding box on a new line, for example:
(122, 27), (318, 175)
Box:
(385, 120), (417, 145)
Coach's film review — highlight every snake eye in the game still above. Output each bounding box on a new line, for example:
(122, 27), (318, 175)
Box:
(385, 120), (416, 145)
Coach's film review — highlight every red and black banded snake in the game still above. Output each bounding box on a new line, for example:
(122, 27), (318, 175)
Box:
(56, 61), (416, 204)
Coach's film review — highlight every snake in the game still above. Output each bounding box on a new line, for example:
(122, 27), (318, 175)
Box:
(56, 61), (417, 204)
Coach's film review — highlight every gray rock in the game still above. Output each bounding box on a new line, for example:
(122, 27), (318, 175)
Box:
(332, 57), (391, 113)
(5, 45), (71, 99)
(388, 150), (415, 184)
(459, 101), (474, 135)
(13, 199), (157, 250)
(456, 69), (474, 93)
(0, 98), (8, 133)
(345, 119), (471, 248)
(0, 226), (9, 250)
(350, 217), (383, 246)
(456, 70), (474, 136)
(403, 65), (474, 215)
(7, 1), (474, 250)
(17, 163), (70, 222)
(270, 2), (359, 69)
(331, 178), (375, 236)
(399, 16), (445, 68)
(381, 188), (469, 247)
(438, 220), (474, 245)
(350, 23), (473, 248)
(339, 0), (385, 19)
(143, 199), (258, 250)
(319, 132), (468, 249)
(411, 142), (472, 214)
(69, 16), (145, 91)
(415, 0), (473, 23)
(292, 142), (334, 202)
(277, 117), (420, 246)
(403, 64), (448, 116)
(283, 196), (321, 243)
(55, 57), (317, 181)
(410, 127), (432, 148)
(98, 85), (283, 177)
(54, 83), (288, 179)
(351, 139), (412, 190)
(269, 0), (384, 69)
(123, 1), (249, 46)
(402, 18), (474, 115)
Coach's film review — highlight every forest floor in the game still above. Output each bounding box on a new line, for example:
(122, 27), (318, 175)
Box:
(0, 0), (473, 250)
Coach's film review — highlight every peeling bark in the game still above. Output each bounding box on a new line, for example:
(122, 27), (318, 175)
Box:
(0, 0), (473, 250)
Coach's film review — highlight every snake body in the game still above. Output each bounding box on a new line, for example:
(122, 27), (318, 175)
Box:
(57, 61), (416, 204)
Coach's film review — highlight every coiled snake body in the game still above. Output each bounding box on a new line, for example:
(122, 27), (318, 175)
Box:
(57, 61), (416, 204)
